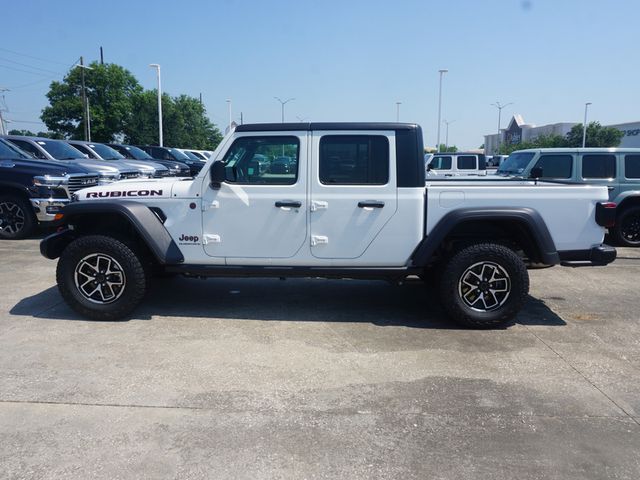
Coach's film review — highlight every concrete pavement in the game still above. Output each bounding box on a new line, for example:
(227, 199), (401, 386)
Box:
(1, 239), (639, 479)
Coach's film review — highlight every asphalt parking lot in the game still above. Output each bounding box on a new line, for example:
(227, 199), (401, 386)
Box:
(1, 239), (639, 479)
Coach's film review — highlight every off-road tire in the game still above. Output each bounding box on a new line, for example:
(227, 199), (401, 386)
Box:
(612, 206), (640, 247)
(0, 194), (37, 240)
(439, 243), (529, 329)
(56, 235), (147, 320)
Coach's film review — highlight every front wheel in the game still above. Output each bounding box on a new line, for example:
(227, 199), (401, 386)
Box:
(56, 235), (147, 320)
(439, 243), (529, 329)
(0, 195), (37, 240)
(612, 206), (640, 247)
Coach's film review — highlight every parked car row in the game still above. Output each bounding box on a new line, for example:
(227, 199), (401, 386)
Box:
(0, 135), (212, 239)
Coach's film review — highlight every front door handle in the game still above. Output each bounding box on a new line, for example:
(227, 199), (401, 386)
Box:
(358, 201), (385, 209)
(275, 200), (302, 208)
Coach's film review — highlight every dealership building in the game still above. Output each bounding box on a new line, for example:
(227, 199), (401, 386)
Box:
(484, 115), (640, 154)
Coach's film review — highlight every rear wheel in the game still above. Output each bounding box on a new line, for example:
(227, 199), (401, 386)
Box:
(0, 195), (37, 240)
(439, 243), (529, 329)
(56, 235), (147, 320)
(612, 206), (640, 247)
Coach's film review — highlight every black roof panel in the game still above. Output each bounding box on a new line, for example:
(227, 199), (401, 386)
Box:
(235, 122), (420, 132)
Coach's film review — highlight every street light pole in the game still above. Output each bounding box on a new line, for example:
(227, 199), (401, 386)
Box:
(582, 102), (592, 148)
(149, 64), (163, 146)
(226, 99), (232, 131)
(491, 101), (513, 154)
(443, 119), (455, 151)
(436, 69), (448, 152)
(274, 97), (295, 123)
(396, 101), (402, 122)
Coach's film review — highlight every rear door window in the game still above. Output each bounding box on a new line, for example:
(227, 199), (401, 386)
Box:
(457, 155), (477, 170)
(582, 154), (616, 179)
(533, 154), (573, 178)
(624, 155), (640, 179)
(319, 135), (389, 184)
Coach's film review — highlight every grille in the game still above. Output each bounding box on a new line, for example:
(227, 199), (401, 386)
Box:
(67, 174), (99, 193)
(155, 169), (171, 177)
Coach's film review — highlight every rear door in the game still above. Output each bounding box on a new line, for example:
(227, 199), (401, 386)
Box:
(309, 130), (397, 259)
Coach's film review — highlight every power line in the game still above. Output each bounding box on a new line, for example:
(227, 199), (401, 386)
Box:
(0, 47), (72, 67)
(0, 63), (58, 77)
(0, 56), (62, 75)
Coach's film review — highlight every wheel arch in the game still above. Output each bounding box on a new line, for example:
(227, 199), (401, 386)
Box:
(40, 201), (184, 264)
(411, 207), (560, 267)
(615, 193), (640, 213)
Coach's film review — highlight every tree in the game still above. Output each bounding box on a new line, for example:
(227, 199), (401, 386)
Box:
(566, 121), (624, 148)
(437, 144), (458, 153)
(498, 134), (568, 155)
(41, 62), (142, 142)
(8, 129), (62, 139)
(123, 91), (223, 149)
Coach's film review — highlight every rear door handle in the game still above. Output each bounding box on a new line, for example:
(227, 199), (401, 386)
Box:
(358, 201), (385, 209)
(275, 200), (302, 208)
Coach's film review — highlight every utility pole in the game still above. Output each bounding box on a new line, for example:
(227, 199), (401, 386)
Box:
(199, 93), (202, 105)
(240, 112), (243, 125)
(100, 47), (104, 65)
(226, 99), (232, 131)
(80, 56), (89, 141)
(395, 101), (402, 122)
(274, 97), (294, 123)
(436, 69), (448, 151)
(0, 87), (8, 135)
(491, 101), (513, 154)
(582, 102), (592, 148)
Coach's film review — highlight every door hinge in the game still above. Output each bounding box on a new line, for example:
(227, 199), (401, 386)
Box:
(203, 234), (221, 245)
(311, 235), (329, 246)
(310, 200), (328, 212)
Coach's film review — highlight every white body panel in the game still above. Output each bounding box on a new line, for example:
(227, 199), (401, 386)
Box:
(71, 128), (610, 268)
(425, 180), (607, 251)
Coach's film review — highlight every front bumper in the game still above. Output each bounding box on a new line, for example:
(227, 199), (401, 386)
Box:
(559, 245), (617, 267)
(29, 198), (68, 223)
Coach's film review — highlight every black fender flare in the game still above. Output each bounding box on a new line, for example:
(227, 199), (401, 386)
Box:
(39, 201), (184, 264)
(411, 207), (560, 266)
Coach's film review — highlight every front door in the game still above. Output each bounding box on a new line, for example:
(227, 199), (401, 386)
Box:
(309, 131), (397, 259)
(201, 133), (308, 260)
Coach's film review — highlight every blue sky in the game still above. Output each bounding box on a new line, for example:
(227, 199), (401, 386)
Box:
(1, 0), (638, 149)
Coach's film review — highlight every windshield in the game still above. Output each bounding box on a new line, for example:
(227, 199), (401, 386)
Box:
(181, 150), (202, 161)
(121, 145), (153, 160)
(39, 140), (85, 160)
(89, 143), (125, 160)
(0, 139), (30, 159)
(496, 152), (536, 176)
(168, 148), (190, 161)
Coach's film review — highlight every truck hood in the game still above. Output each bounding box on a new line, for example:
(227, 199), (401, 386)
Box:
(73, 177), (187, 201)
(0, 157), (95, 175)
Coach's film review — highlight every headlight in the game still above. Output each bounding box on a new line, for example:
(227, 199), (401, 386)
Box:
(33, 175), (68, 187)
(98, 173), (120, 184)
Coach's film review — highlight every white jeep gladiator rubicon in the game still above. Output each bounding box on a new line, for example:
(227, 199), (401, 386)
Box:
(40, 123), (617, 328)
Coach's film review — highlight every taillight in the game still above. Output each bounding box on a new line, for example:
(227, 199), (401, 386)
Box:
(595, 202), (616, 228)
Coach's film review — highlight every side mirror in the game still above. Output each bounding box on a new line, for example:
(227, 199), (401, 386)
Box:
(210, 160), (226, 189)
(530, 166), (543, 179)
(426, 163), (432, 171)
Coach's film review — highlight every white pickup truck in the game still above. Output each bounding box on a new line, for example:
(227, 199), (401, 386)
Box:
(40, 123), (616, 328)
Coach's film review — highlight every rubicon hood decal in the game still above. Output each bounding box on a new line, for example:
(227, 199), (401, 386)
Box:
(75, 178), (182, 200)
(86, 189), (164, 198)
